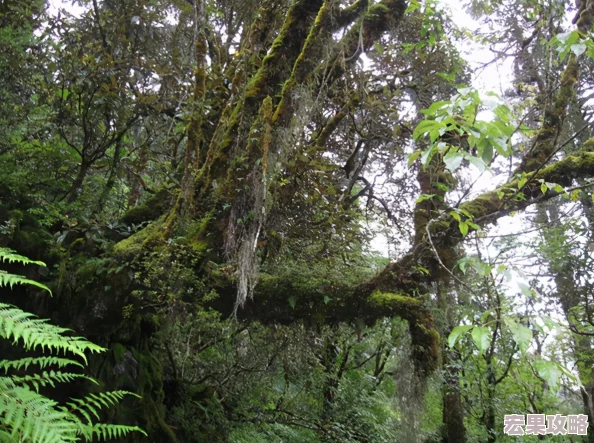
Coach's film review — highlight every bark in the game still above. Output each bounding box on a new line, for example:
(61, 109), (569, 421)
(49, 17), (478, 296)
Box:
(442, 351), (467, 443)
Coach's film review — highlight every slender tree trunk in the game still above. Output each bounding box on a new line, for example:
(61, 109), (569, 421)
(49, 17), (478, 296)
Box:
(442, 347), (467, 443)
(94, 140), (122, 214)
(66, 160), (91, 203)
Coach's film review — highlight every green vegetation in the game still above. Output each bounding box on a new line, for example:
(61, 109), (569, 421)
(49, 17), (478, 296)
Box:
(2, 0), (594, 441)
(0, 248), (145, 441)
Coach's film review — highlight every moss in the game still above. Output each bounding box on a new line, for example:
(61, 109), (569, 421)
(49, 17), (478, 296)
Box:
(366, 2), (390, 16)
(69, 237), (85, 251)
(582, 138), (594, 152)
(368, 291), (440, 375)
(113, 216), (166, 259)
(459, 192), (504, 221)
(368, 290), (426, 324)
(75, 259), (101, 284)
(121, 188), (173, 225)
(517, 54), (578, 171)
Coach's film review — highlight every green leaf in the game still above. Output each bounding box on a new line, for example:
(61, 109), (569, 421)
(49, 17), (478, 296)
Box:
(58, 88), (69, 100)
(449, 210), (461, 222)
(413, 120), (440, 140)
(448, 325), (474, 348)
(517, 282), (534, 299)
(467, 221), (480, 231)
(457, 257), (469, 274)
(471, 326), (490, 353)
(466, 155), (486, 172)
(420, 145), (437, 168)
(570, 189), (581, 201)
(535, 360), (561, 389)
(416, 194), (436, 204)
(288, 296), (296, 309)
(443, 151), (464, 172)
(405, 0), (420, 13)
(480, 143), (493, 164)
(542, 316), (559, 331)
(407, 150), (422, 167)
(508, 322), (532, 352)
(571, 42), (587, 56)
(556, 30), (579, 45)
(458, 221), (469, 236)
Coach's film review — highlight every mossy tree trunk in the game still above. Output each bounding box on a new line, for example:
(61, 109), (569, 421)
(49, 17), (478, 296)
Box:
(114, 0), (593, 388)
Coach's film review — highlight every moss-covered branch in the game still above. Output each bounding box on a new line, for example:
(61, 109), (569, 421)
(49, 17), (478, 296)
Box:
(312, 0), (407, 87)
(209, 273), (439, 376)
(516, 54), (579, 172)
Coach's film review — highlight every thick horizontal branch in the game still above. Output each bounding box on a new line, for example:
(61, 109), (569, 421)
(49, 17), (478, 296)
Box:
(208, 273), (439, 376)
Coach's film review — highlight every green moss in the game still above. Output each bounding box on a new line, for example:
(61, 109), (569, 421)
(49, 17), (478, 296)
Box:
(366, 3), (390, 16)
(121, 188), (173, 225)
(75, 259), (101, 283)
(582, 138), (594, 152)
(368, 291), (440, 375)
(369, 290), (423, 311)
(113, 216), (166, 259)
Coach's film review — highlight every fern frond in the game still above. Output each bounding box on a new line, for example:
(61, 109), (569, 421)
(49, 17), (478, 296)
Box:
(0, 356), (84, 373)
(0, 379), (80, 443)
(0, 270), (51, 293)
(0, 303), (106, 361)
(0, 249), (146, 441)
(83, 423), (148, 441)
(10, 371), (96, 392)
(67, 390), (141, 423)
(0, 248), (46, 267)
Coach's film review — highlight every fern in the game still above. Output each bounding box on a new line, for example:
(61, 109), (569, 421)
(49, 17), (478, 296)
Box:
(0, 270), (52, 292)
(0, 356), (84, 372)
(0, 303), (105, 361)
(83, 424), (147, 441)
(0, 248), (46, 266)
(0, 249), (147, 441)
(0, 248), (51, 293)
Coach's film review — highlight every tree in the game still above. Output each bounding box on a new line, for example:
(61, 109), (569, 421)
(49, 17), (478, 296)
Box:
(2, 0), (594, 441)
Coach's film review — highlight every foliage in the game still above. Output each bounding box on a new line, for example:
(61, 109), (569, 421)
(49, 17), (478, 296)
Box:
(0, 247), (145, 442)
(3, 0), (594, 441)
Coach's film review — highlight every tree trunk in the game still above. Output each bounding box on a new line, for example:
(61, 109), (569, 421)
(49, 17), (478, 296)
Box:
(66, 161), (91, 203)
(442, 351), (467, 443)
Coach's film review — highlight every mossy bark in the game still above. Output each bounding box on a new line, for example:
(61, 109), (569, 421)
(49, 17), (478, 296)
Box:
(207, 273), (439, 376)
